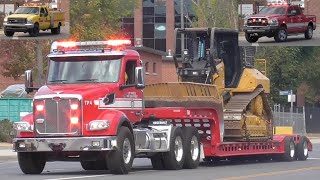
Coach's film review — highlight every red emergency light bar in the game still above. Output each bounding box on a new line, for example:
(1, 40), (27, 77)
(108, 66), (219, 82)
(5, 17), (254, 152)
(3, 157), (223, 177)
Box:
(267, 2), (288, 5)
(23, 2), (47, 6)
(267, 0), (289, 6)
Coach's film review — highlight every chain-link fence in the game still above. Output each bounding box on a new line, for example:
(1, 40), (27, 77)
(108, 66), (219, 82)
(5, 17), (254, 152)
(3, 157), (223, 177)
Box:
(273, 104), (306, 135)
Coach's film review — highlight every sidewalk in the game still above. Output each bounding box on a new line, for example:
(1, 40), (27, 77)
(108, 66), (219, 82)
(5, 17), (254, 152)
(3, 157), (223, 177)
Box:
(0, 143), (16, 161)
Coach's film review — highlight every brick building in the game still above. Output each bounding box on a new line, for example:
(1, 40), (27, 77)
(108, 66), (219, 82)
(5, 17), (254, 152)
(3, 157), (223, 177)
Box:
(305, 0), (319, 24)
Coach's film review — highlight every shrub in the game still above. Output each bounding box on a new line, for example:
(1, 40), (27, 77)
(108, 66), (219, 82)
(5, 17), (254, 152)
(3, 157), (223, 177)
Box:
(0, 120), (14, 143)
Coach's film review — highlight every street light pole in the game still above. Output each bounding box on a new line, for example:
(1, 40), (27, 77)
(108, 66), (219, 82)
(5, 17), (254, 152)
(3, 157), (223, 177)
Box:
(181, 0), (185, 55)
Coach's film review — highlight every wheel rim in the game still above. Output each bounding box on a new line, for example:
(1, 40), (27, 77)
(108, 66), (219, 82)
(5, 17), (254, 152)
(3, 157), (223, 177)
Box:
(123, 138), (132, 164)
(308, 28), (313, 37)
(279, 30), (286, 40)
(303, 141), (308, 157)
(190, 135), (199, 161)
(174, 136), (183, 162)
(290, 142), (295, 158)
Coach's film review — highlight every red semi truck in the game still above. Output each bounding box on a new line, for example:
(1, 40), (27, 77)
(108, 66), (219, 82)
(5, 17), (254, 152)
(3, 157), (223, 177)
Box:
(13, 40), (312, 175)
(243, 2), (316, 42)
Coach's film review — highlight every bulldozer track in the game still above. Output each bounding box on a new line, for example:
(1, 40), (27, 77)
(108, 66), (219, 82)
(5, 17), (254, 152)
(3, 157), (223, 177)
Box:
(224, 88), (273, 141)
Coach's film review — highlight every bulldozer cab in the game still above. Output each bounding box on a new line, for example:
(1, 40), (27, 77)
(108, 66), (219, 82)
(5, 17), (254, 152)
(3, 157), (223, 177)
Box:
(173, 28), (242, 88)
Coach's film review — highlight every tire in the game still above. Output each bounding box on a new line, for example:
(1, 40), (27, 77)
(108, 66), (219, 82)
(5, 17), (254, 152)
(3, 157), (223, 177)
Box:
(4, 30), (14, 37)
(18, 152), (46, 174)
(182, 127), (200, 169)
(296, 136), (308, 161)
(29, 23), (39, 37)
(305, 25), (313, 40)
(80, 159), (108, 170)
(281, 137), (296, 162)
(245, 32), (259, 43)
(107, 126), (134, 174)
(151, 153), (165, 170)
(274, 27), (287, 42)
(162, 127), (185, 170)
(51, 24), (61, 35)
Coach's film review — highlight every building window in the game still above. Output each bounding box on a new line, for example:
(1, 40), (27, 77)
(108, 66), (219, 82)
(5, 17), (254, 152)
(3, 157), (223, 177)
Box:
(153, 62), (157, 74)
(121, 17), (134, 46)
(145, 62), (149, 74)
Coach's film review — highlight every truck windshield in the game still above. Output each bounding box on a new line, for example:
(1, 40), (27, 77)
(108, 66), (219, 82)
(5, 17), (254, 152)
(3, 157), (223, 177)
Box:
(258, 7), (286, 15)
(14, 7), (39, 14)
(47, 59), (122, 84)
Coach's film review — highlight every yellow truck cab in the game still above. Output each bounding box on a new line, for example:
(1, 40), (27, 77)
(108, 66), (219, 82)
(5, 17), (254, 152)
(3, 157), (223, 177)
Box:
(3, 3), (65, 37)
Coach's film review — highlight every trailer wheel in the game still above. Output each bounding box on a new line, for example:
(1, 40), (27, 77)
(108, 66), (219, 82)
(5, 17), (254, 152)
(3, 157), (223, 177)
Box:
(282, 137), (296, 162)
(151, 153), (165, 170)
(4, 30), (14, 37)
(296, 136), (308, 161)
(29, 23), (40, 37)
(274, 27), (287, 42)
(182, 127), (200, 169)
(305, 25), (313, 40)
(18, 152), (46, 174)
(80, 159), (108, 170)
(107, 126), (134, 174)
(245, 32), (259, 43)
(162, 127), (185, 170)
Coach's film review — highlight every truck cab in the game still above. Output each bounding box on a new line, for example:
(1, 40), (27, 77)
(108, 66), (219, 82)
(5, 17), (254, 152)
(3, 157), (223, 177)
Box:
(243, 1), (316, 42)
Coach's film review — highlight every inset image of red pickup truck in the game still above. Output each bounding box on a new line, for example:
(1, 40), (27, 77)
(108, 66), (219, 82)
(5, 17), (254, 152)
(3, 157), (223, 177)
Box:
(243, 2), (316, 43)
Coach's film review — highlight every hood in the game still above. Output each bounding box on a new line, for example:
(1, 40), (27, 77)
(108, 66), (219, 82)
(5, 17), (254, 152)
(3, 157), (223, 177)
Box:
(248, 14), (283, 19)
(35, 83), (118, 100)
(6, 14), (37, 19)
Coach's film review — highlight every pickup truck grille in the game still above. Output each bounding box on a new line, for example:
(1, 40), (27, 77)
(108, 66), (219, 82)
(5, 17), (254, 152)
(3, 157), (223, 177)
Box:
(8, 18), (27, 24)
(34, 97), (82, 136)
(247, 18), (268, 26)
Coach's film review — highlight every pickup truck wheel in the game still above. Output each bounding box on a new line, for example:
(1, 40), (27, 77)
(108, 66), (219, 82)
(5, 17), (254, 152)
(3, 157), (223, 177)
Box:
(281, 137), (296, 162)
(274, 27), (287, 42)
(51, 24), (61, 35)
(18, 152), (46, 174)
(107, 126), (134, 174)
(151, 153), (165, 170)
(162, 127), (185, 170)
(245, 33), (259, 43)
(305, 26), (313, 39)
(80, 159), (108, 170)
(4, 30), (14, 37)
(296, 136), (308, 161)
(29, 23), (39, 37)
(182, 127), (200, 169)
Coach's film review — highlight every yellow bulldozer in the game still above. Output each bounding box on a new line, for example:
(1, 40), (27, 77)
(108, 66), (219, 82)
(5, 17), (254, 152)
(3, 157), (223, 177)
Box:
(144, 28), (272, 141)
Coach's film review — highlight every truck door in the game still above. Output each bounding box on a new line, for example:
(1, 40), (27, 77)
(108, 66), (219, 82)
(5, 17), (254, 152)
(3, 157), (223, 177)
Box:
(294, 6), (304, 33)
(287, 6), (298, 33)
(119, 59), (143, 123)
(39, 7), (50, 29)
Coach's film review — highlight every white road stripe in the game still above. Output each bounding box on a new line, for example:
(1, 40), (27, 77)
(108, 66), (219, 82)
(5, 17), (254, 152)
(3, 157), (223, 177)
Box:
(45, 175), (108, 180)
(251, 43), (259, 46)
(0, 161), (18, 165)
(308, 157), (320, 160)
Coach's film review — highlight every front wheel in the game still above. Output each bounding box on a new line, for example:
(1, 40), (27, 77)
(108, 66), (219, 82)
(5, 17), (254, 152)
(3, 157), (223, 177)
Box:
(4, 30), (14, 37)
(274, 27), (287, 42)
(29, 23), (39, 37)
(18, 152), (46, 174)
(245, 32), (259, 43)
(107, 126), (134, 174)
(305, 25), (313, 40)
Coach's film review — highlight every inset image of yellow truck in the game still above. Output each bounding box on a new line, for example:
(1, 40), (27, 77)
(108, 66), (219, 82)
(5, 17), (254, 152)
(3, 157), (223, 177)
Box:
(3, 4), (65, 37)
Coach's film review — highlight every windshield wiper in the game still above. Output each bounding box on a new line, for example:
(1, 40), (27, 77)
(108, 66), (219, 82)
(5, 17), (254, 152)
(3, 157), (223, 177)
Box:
(49, 80), (68, 84)
(76, 79), (98, 82)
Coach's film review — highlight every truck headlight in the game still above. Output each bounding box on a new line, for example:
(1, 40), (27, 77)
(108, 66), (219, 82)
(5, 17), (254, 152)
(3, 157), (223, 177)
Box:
(3, 18), (8, 23)
(27, 19), (33, 24)
(87, 120), (110, 131)
(268, 19), (278, 26)
(13, 122), (33, 132)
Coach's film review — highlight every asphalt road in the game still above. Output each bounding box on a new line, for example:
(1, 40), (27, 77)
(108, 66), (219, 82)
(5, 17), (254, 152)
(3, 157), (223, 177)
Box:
(0, 143), (319, 180)
(239, 29), (320, 46)
(0, 23), (70, 40)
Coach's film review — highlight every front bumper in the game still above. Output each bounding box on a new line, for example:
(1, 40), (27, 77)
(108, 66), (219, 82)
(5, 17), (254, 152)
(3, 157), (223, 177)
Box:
(3, 23), (34, 32)
(13, 136), (117, 152)
(244, 25), (278, 34)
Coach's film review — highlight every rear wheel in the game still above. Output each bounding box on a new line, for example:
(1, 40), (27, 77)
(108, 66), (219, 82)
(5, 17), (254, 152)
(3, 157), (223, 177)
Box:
(51, 24), (61, 35)
(274, 27), (287, 42)
(305, 25), (313, 40)
(245, 32), (259, 43)
(296, 136), (308, 161)
(281, 137), (296, 162)
(182, 127), (200, 169)
(4, 30), (14, 37)
(107, 126), (134, 174)
(151, 153), (165, 170)
(162, 127), (185, 170)
(18, 152), (46, 174)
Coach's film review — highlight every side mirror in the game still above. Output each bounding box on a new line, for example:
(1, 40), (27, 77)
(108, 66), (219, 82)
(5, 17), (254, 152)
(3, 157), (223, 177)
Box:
(25, 70), (34, 93)
(135, 67), (145, 89)
(44, 12), (48, 16)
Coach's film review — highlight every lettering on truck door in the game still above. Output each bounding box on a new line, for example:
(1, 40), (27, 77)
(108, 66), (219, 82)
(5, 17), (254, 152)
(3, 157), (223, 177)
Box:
(287, 6), (298, 33)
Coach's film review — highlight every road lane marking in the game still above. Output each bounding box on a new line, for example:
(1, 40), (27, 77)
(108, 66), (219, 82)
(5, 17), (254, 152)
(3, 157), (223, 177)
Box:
(0, 161), (17, 165)
(45, 175), (108, 180)
(213, 166), (320, 180)
(308, 157), (320, 160)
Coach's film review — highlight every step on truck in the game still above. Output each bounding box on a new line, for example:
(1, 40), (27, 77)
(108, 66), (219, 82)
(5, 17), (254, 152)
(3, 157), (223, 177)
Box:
(243, 0), (316, 43)
(3, 2), (65, 37)
(13, 38), (312, 175)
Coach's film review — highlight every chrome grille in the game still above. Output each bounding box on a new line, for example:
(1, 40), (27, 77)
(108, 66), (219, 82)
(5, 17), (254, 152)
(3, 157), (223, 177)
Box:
(34, 97), (82, 136)
(8, 18), (27, 24)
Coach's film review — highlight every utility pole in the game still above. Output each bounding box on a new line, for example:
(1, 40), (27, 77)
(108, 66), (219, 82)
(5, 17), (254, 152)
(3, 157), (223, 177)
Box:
(181, 0), (184, 55)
